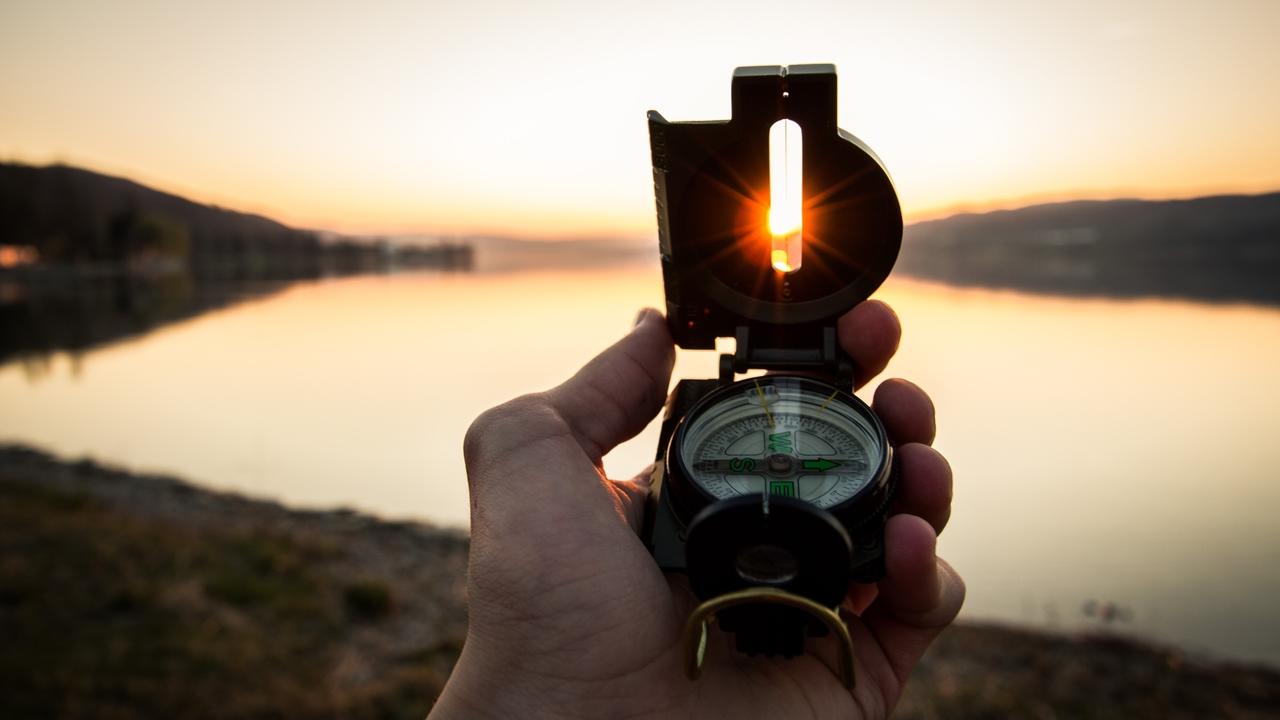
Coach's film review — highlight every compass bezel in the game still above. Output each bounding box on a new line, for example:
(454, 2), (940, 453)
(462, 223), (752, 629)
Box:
(664, 375), (892, 528)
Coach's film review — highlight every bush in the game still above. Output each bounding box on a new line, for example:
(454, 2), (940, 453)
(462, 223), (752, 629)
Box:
(344, 580), (394, 621)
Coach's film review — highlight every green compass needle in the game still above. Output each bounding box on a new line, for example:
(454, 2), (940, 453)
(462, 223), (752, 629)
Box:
(801, 458), (841, 472)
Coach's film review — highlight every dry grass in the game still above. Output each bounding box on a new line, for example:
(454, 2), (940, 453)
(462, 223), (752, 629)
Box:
(0, 455), (465, 720)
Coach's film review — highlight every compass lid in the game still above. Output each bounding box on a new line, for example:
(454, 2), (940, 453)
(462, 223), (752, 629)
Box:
(648, 65), (902, 361)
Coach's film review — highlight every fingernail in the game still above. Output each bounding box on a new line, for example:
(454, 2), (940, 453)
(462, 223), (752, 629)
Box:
(633, 308), (652, 328)
(639, 463), (660, 488)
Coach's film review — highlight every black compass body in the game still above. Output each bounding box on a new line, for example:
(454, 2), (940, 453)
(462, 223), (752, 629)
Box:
(642, 64), (903, 659)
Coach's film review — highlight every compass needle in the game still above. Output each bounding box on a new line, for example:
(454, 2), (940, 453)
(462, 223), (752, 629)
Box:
(802, 458), (841, 472)
(753, 379), (775, 428)
(819, 389), (839, 411)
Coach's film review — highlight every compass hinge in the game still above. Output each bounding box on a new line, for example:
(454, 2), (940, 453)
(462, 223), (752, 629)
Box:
(719, 325), (854, 390)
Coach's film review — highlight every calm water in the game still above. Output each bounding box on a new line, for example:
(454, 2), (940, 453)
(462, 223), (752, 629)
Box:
(2, 263), (1279, 666)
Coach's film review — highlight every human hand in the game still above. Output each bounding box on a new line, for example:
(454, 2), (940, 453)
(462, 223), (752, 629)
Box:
(429, 302), (963, 719)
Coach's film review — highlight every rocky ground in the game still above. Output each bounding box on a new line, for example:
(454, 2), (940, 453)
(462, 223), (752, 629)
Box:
(1, 445), (1277, 719)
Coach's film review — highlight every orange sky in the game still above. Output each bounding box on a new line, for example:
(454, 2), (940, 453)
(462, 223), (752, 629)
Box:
(2, 0), (1278, 238)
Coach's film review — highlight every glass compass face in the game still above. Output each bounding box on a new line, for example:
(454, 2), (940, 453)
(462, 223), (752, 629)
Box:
(674, 376), (887, 511)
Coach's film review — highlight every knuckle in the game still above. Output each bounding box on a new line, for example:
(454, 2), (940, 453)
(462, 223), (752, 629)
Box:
(462, 407), (501, 464)
(462, 393), (558, 467)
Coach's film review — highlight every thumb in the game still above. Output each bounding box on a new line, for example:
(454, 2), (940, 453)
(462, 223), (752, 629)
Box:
(545, 308), (675, 462)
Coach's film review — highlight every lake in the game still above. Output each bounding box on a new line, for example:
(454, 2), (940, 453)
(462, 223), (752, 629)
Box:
(2, 260), (1278, 667)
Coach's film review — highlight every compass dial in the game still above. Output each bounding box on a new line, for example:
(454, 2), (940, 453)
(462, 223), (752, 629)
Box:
(675, 376), (886, 511)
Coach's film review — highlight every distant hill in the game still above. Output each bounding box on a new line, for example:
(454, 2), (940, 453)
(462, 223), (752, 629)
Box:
(0, 163), (470, 279)
(898, 193), (1280, 304)
(0, 163), (295, 241)
(0, 163), (314, 268)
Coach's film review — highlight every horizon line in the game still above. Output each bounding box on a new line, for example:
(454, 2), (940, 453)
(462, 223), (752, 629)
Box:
(7, 155), (1278, 243)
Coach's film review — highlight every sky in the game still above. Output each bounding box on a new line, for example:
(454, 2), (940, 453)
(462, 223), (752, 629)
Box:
(2, 0), (1278, 239)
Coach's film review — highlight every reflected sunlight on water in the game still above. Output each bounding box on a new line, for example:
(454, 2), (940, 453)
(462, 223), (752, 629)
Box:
(2, 263), (1278, 666)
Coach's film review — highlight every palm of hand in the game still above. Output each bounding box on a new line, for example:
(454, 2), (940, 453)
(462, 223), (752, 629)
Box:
(434, 305), (962, 720)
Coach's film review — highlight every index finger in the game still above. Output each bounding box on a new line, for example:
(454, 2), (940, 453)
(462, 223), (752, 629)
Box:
(837, 299), (902, 389)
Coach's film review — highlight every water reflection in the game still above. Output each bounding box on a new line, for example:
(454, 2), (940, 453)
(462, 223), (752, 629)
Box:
(0, 273), (277, 372)
(0, 264), (1278, 667)
(0, 241), (474, 368)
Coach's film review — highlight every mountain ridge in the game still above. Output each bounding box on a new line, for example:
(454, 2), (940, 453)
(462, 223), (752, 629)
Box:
(0, 162), (300, 255)
(897, 190), (1280, 304)
(5, 161), (1278, 304)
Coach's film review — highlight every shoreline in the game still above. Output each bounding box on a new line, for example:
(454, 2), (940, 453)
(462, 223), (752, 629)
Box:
(2, 443), (1277, 718)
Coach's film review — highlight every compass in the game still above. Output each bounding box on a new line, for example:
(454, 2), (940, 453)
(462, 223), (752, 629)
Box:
(641, 64), (903, 683)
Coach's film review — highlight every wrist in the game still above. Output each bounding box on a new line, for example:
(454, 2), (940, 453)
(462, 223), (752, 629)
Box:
(429, 642), (563, 720)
